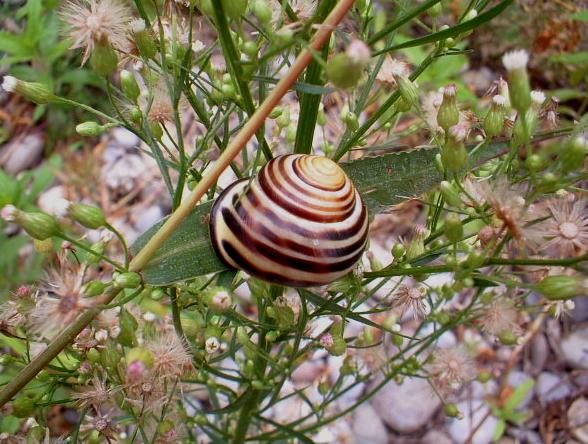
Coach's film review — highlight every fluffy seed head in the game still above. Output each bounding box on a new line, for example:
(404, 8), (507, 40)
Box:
(147, 331), (194, 379)
(427, 346), (476, 395)
(502, 49), (529, 71)
(392, 285), (429, 320)
(129, 18), (146, 34)
(60, 0), (133, 64)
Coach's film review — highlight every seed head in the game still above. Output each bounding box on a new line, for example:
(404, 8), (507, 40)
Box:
(478, 297), (521, 337)
(427, 346), (476, 395)
(392, 285), (429, 320)
(146, 331), (194, 379)
(530, 90), (546, 106)
(60, 0), (133, 65)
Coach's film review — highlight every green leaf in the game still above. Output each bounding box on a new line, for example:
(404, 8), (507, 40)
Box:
(130, 201), (228, 285)
(493, 418), (506, 441)
(504, 378), (535, 411)
(373, 0), (514, 55)
(549, 51), (588, 65)
(572, 11), (588, 21)
(131, 141), (508, 285)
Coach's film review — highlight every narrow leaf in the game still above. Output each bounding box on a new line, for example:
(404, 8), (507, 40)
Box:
(373, 0), (513, 55)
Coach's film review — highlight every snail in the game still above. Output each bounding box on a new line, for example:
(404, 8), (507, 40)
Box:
(209, 154), (369, 287)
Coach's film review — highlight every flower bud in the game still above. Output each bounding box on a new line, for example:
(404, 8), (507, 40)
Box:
(203, 287), (233, 313)
(120, 70), (140, 103)
(437, 84), (459, 131)
(326, 40), (370, 90)
(391, 243), (406, 260)
(441, 124), (468, 172)
(406, 225), (428, 260)
(1, 76), (54, 104)
(444, 213), (463, 243)
(560, 136), (588, 173)
(502, 49), (531, 115)
(251, 0), (272, 25)
(343, 111), (360, 131)
(130, 19), (157, 59)
(395, 75), (419, 109)
(499, 330), (518, 346)
(12, 209), (60, 240)
(483, 95), (507, 139)
(68, 203), (106, 229)
(439, 181), (462, 207)
(90, 39), (119, 77)
(113, 272), (142, 289)
(443, 403), (461, 418)
(75, 121), (108, 137)
(535, 275), (587, 301)
(84, 280), (108, 297)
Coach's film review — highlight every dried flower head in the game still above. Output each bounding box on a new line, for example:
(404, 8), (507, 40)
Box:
(465, 177), (527, 240)
(147, 331), (194, 379)
(427, 346), (476, 395)
(392, 285), (429, 320)
(502, 49), (529, 71)
(80, 410), (119, 441)
(376, 57), (410, 87)
(28, 254), (93, 339)
(478, 297), (521, 337)
(0, 302), (25, 336)
(60, 0), (133, 64)
(527, 198), (588, 258)
(72, 376), (121, 409)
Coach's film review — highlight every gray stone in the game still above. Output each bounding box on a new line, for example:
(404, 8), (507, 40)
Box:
(112, 128), (140, 149)
(530, 334), (549, 374)
(133, 205), (164, 234)
(536, 372), (571, 404)
(447, 399), (499, 444)
(561, 328), (588, 370)
(0, 132), (44, 174)
(352, 404), (388, 444)
(421, 430), (453, 444)
(572, 297), (588, 323)
(371, 376), (441, 433)
(568, 397), (588, 443)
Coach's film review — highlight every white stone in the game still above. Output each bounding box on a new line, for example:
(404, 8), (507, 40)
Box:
(371, 376), (441, 433)
(536, 372), (571, 404)
(447, 399), (499, 444)
(561, 328), (588, 370)
(112, 128), (140, 149)
(0, 132), (44, 174)
(133, 205), (164, 234)
(352, 404), (388, 444)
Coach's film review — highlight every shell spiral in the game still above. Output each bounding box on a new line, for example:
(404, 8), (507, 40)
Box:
(209, 154), (369, 287)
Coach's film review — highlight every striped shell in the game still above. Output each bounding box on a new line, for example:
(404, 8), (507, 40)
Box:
(209, 154), (369, 287)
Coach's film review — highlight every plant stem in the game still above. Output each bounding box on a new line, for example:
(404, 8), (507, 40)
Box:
(0, 0), (356, 409)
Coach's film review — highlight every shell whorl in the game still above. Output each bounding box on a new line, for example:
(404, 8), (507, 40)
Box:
(209, 154), (369, 287)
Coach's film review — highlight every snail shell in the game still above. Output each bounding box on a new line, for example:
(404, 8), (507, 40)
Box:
(209, 154), (369, 287)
